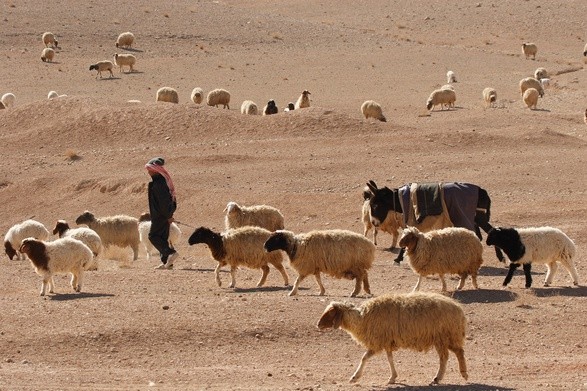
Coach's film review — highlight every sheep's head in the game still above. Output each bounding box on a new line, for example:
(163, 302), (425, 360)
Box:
(19, 238), (49, 270)
(53, 220), (70, 236)
(398, 228), (420, 252)
(426, 98), (434, 111)
(224, 202), (240, 214)
(264, 230), (291, 253)
(188, 227), (215, 246)
(75, 211), (95, 225)
(4, 241), (17, 260)
(138, 212), (151, 222)
(301, 90), (310, 96)
(317, 302), (353, 330)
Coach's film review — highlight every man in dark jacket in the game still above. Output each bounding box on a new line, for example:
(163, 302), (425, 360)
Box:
(145, 157), (178, 269)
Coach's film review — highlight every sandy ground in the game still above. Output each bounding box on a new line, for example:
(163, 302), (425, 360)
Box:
(1, 1), (587, 390)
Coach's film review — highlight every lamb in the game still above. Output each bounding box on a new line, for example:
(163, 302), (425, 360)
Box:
(295, 90), (311, 109)
(1, 93), (15, 108)
(482, 87), (497, 108)
(42, 32), (58, 48)
(52, 220), (103, 270)
(446, 70), (457, 83)
(264, 229), (375, 297)
(41, 48), (55, 62)
(361, 100), (386, 122)
(89, 61), (114, 79)
(4, 219), (50, 260)
(115, 32), (135, 49)
(224, 201), (284, 232)
(75, 211), (140, 261)
(137, 212), (182, 260)
(47, 91), (67, 99)
(519, 77), (544, 97)
(522, 43), (538, 60)
(20, 237), (93, 296)
(156, 87), (179, 104)
(283, 102), (295, 112)
(188, 226), (289, 288)
(263, 100), (278, 115)
(426, 88), (456, 111)
(317, 291), (468, 385)
(206, 88), (231, 109)
(534, 67), (548, 80)
(190, 87), (204, 104)
(113, 53), (136, 73)
(398, 226), (484, 292)
(523, 88), (539, 110)
(362, 188), (404, 248)
(486, 226), (579, 288)
(240, 100), (259, 115)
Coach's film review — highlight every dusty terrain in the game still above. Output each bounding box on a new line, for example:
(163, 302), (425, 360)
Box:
(1, 1), (587, 390)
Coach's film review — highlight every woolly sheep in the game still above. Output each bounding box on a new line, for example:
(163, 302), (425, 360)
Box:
(519, 77), (544, 98)
(317, 291), (468, 385)
(522, 42), (537, 60)
(89, 61), (114, 79)
(113, 53), (136, 73)
(47, 91), (59, 99)
(441, 84), (455, 91)
(224, 201), (284, 232)
(534, 67), (548, 80)
(190, 87), (204, 104)
(4, 219), (50, 260)
(486, 226), (579, 288)
(426, 88), (456, 111)
(20, 237), (93, 296)
(137, 212), (182, 261)
(523, 88), (539, 110)
(446, 70), (457, 83)
(482, 87), (497, 108)
(362, 188), (404, 248)
(361, 100), (386, 122)
(295, 90), (311, 109)
(539, 78), (550, 89)
(240, 100), (259, 115)
(264, 229), (375, 297)
(188, 226), (289, 288)
(398, 226), (484, 292)
(42, 32), (58, 48)
(206, 88), (231, 109)
(52, 220), (103, 270)
(156, 87), (179, 104)
(75, 211), (140, 261)
(263, 100), (278, 115)
(41, 48), (55, 62)
(1, 93), (15, 108)
(115, 32), (135, 49)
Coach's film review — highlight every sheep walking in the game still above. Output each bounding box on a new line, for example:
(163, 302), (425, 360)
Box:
(264, 229), (375, 297)
(224, 201), (284, 232)
(206, 88), (231, 109)
(116, 32), (135, 49)
(263, 100), (278, 115)
(113, 53), (136, 73)
(42, 32), (58, 48)
(41, 48), (55, 63)
(317, 292), (468, 385)
(52, 220), (103, 270)
(1, 93), (16, 108)
(188, 226), (289, 288)
(361, 100), (386, 122)
(519, 77), (544, 97)
(138, 213), (181, 260)
(426, 88), (456, 111)
(522, 43), (538, 60)
(362, 188), (404, 248)
(399, 226), (484, 292)
(523, 88), (539, 110)
(4, 219), (50, 260)
(482, 87), (497, 108)
(240, 100), (259, 115)
(156, 87), (179, 104)
(294, 90), (311, 109)
(190, 87), (204, 104)
(89, 61), (114, 79)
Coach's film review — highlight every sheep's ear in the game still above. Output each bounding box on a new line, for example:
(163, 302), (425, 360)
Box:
(317, 305), (343, 330)
(402, 233), (418, 251)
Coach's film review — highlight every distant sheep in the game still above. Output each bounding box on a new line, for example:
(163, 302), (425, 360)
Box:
(89, 61), (114, 79)
(4, 219), (50, 260)
(20, 237), (93, 296)
(52, 220), (103, 270)
(263, 99), (278, 115)
(47, 91), (58, 99)
(240, 100), (259, 115)
(41, 48), (55, 62)
(295, 90), (311, 109)
(116, 32), (135, 49)
(317, 291), (468, 385)
(482, 87), (497, 108)
(156, 87), (179, 104)
(264, 229), (375, 297)
(519, 77), (544, 98)
(441, 84), (455, 91)
(446, 70), (457, 83)
(190, 87), (204, 104)
(113, 53), (136, 73)
(522, 43), (537, 60)
(523, 88), (539, 110)
(486, 226), (579, 288)
(362, 188), (404, 248)
(534, 67), (548, 80)
(426, 88), (456, 111)
(284, 102), (295, 112)
(398, 226), (484, 292)
(137, 212), (182, 260)
(188, 226), (289, 288)
(206, 88), (231, 109)
(1, 93), (15, 108)
(224, 201), (284, 231)
(42, 32), (58, 48)
(539, 78), (550, 89)
(75, 211), (140, 261)
(361, 100), (386, 122)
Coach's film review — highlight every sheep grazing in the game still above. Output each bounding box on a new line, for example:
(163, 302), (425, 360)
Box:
(361, 100), (386, 122)
(75, 211), (140, 261)
(115, 32), (135, 49)
(362, 187), (404, 248)
(486, 226), (579, 288)
(519, 76), (544, 98)
(52, 220), (103, 270)
(263, 100), (278, 115)
(317, 292), (468, 385)
(137, 212), (182, 260)
(264, 229), (375, 297)
(523, 88), (539, 110)
(295, 90), (311, 109)
(190, 87), (204, 104)
(522, 42), (538, 60)
(284, 102), (295, 112)
(20, 237), (93, 296)
(42, 32), (58, 48)
(4, 219), (50, 260)
(399, 226), (484, 292)
(224, 201), (285, 232)
(89, 61), (114, 79)
(482, 87), (497, 108)
(240, 100), (259, 115)
(113, 53), (136, 73)
(426, 88), (456, 111)
(41, 48), (55, 63)
(534, 67), (548, 80)
(188, 226), (289, 289)
(446, 70), (457, 83)
(206, 88), (231, 109)
(1, 93), (16, 108)
(156, 87), (179, 104)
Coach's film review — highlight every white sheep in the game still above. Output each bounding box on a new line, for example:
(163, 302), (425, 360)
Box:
(362, 188), (404, 248)
(1, 93), (15, 108)
(224, 201), (284, 232)
(41, 47), (55, 63)
(156, 87), (179, 104)
(113, 53), (136, 73)
(317, 291), (468, 385)
(539, 78), (550, 89)
(263, 100), (278, 115)
(283, 102), (295, 112)
(19, 237), (93, 296)
(295, 90), (311, 109)
(446, 70), (457, 83)
(534, 67), (548, 80)
(486, 226), (579, 288)
(426, 88), (456, 111)
(441, 84), (455, 91)
(188, 226), (289, 288)
(75, 211), (140, 261)
(523, 88), (539, 110)
(240, 100), (259, 115)
(4, 219), (50, 260)
(115, 32), (135, 49)
(361, 100), (386, 122)
(137, 212), (182, 261)
(47, 91), (59, 99)
(190, 87), (204, 104)
(52, 220), (103, 270)
(42, 32), (58, 48)
(522, 42), (538, 60)
(482, 87), (497, 108)
(264, 229), (375, 297)
(519, 76), (544, 98)
(398, 226), (484, 292)
(89, 61), (114, 79)
(206, 88), (231, 109)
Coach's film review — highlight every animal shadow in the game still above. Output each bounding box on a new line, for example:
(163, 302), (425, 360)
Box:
(531, 285), (587, 298)
(48, 292), (115, 301)
(122, 48), (144, 53)
(97, 76), (122, 81)
(231, 285), (292, 293)
(450, 289), (518, 304)
(371, 383), (515, 391)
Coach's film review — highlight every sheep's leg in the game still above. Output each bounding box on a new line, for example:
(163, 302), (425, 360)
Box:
(432, 344), (449, 384)
(456, 273), (467, 290)
(439, 274), (447, 292)
(394, 247), (405, 264)
(229, 266), (238, 288)
(350, 349), (375, 383)
(314, 273), (326, 296)
(502, 263), (520, 287)
(544, 261), (557, 287)
(132, 244), (139, 261)
(372, 228), (378, 246)
(449, 346), (468, 381)
(362, 274), (371, 295)
(412, 275), (423, 292)
(272, 262), (290, 286)
(522, 263), (533, 288)
(214, 263), (223, 287)
(257, 265), (270, 287)
(71, 272), (81, 292)
(561, 260), (580, 286)
(289, 274), (307, 296)
(77, 269), (84, 293)
(40, 278), (50, 296)
(351, 275), (362, 297)
(385, 350), (398, 384)
(471, 272), (479, 289)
